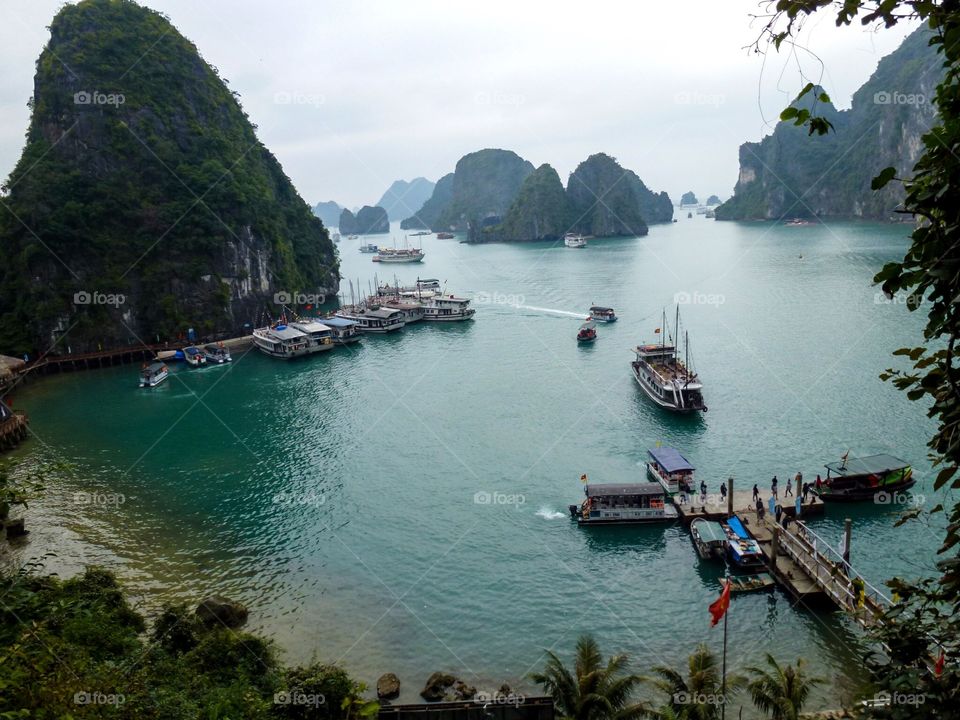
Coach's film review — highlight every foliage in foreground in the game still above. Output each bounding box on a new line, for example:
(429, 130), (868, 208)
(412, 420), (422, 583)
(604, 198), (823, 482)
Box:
(0, 567), (373, 719)
(759, 1), (960, 717)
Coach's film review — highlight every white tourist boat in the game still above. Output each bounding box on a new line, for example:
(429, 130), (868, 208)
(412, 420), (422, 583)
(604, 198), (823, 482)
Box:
(379, 299), (425, 324)
(631, 308), (706, 413)
(335, 306), (406, 333)
(564, 233), (587, 248)
(373, 248), (425, 263)
(288, 320), (336, 354)
(569, 480), (677, 525)
(420, 294), (475, 321)
(252, 325), (311, 359)
(201, 343), (232, 364)
(139, 361), (168, 388)
(319, 316), (362, 345)
(646, 446), (695, 496)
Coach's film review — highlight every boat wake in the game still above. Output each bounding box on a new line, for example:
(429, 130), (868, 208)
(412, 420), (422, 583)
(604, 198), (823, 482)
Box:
(516, 305), (589, 319)
(535, 506), (567, 520)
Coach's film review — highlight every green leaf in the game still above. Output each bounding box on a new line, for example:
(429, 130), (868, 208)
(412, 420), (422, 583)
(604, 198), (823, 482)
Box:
(871, 166), (897, 190)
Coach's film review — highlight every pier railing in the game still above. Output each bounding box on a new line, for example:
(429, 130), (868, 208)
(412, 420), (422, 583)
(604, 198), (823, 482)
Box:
(777, 520), (889, 626)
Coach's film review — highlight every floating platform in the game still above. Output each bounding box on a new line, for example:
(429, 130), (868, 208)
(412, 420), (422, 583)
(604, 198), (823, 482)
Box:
(674, 487), (824, 525)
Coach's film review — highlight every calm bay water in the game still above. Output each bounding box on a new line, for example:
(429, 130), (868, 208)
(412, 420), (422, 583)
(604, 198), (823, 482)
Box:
(9, 216), (949, 709)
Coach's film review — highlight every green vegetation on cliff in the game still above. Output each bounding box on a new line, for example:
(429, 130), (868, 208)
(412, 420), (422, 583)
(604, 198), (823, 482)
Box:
(499, 164), (571, 241)
(0, 0), (338, 355)
(436, 149), (534, 234)
(716, 28), (939, 221)
(566, 153), (673, 237)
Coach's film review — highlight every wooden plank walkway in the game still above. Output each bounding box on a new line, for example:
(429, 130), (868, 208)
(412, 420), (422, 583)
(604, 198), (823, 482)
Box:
(674, 487), (824, 525)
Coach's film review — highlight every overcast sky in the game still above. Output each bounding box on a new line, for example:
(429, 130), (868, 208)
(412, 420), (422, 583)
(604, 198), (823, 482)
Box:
(0, 1), (919, 210)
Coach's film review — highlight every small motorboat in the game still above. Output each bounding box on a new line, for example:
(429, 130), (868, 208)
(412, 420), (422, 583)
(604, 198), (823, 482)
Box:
(577, 320), (597, 343)
(564, 232), (587, 248)
(726, 573), (775, 594)
(139, 361), (168, 388)
(183, 346), (206, 367)
(201, 343), (232, 364)
(359, 243), (379, 253)
(690, 518), (726, 561)
(436, 232), (454, 239)
(589, 306), (617, 323)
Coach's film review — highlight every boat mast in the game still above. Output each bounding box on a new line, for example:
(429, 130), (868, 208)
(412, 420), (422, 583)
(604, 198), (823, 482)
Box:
(674, 305), (679, 361)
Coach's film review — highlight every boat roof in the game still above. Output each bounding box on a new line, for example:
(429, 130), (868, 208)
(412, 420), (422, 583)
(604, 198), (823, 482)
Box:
(585, 482), (664, 497)
(647, 446), (695, 473)
(580, 320), (596, 330)
(289, 320), (331, 333)
(184, 346), (201, 354)
(144, 361), (166, 372)
(636, 344), (676, 353)
(726, 516), (750, 539)
(367, 307), (403, 319)
(320, 317), (357, 328)
(269, 325), (307, 340)
(825, 453), (910, 476)
(692, 519), (726, 543)
(590, 306), (614, 312)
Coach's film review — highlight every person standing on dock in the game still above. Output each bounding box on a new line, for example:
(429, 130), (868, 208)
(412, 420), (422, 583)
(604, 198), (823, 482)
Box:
(756, 496), (765, 520)
(801, 482), (810, 504)
(720, 483), (727, 501)
(771, 476), (778, 500)
(752, 483), (760, 502)
(815, 474), (823, 492)
(785, 477), (793, 497)
(700, 480), (707, 505)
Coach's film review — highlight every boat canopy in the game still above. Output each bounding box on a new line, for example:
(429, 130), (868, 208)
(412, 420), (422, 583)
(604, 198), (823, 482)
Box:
(647, 446), (695, 473)
(693, 519), (726, 543)
(726, 516), (749, 539)
(585, 482), (664, 497)
(319, 317), (357, 328)
(825, 454), (910, 477)
(143, 361), (166, 374)
(269, 326), (307, 340)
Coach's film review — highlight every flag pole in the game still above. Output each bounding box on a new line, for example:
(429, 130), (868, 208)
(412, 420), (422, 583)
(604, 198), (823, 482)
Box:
(721, 576), (728, 720)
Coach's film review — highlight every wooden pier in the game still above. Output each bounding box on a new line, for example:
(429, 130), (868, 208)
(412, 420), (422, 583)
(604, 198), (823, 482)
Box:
(674, 484), (824, 525)
(735, 510), (888, 624)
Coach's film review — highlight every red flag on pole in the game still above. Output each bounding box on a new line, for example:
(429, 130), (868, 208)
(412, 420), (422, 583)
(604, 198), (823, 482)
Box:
(935, 649), (945, 677)
(709, 581), (731, 627)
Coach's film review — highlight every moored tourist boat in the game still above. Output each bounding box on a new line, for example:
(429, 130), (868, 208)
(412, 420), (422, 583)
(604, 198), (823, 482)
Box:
(690, 518), (726, 561)
(722, 517), (765, 570)
(589, 306), (617, 323)
(320, 316), (361, 345)
(201, 343), (232, 364)
(436, 232), (454, 239)
(564, 232), (587, 248)
(569, 481), (677, 525)
(252, 325), (311, 359)
(139, 361), (168, 388)
(646, 446), (695, 496)
(379, 299), (425, 324)
(288, 320), (335, 354)
(420, 294), (475, 321)
(373, 248), (425, 263)
(814, 453), (914, 502)
(577, 320), (597, 343)
(631, 308), (706, 413)
(183, 346), (206, 367)
(726, 573), (775, 593)
(335, 306), (406, 333)
(359, 243), (379, 253)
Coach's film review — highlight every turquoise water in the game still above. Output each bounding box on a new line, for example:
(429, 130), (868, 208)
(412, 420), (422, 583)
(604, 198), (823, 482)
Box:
(9, 217), (950, 709)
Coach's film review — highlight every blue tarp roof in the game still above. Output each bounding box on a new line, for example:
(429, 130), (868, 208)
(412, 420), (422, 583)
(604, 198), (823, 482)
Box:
(647, 446), (695, 473)
(726, 516), (749, 539)
(318, 317), (357, 328)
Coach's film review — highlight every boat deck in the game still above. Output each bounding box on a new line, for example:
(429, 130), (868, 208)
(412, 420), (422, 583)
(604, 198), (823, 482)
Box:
(674, 488), (824, 525)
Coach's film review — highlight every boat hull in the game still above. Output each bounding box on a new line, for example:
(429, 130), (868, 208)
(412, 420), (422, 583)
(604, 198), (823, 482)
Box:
(631, 363), (704, 414)
(139, 372), (168, 388)
(815, 474), (916, 502)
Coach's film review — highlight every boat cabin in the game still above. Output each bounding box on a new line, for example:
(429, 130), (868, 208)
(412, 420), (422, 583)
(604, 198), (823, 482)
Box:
(646, 446), (695, 495)
(571, 482), (677, 525)
(818, 454), (914, 501)
(589, 306), (617, 322)
(320, 316), (361, 344)
(422, 295), (475, 321)
(289, 320), (335, 351)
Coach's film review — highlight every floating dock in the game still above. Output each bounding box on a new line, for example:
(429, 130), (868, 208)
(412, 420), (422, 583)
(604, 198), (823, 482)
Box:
(674, 487), (824, 525)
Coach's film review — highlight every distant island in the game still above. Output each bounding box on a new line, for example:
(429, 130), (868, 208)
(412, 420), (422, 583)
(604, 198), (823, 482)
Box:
(340, 205), (390, 235)
(680, 191), (698, 206)
(717, 27), (939, 221)
(375, 178), (435, 222)
(401, 149), (672, 241)
(0, 0), (338, 355)
(706, 194), (721, 205)
(312, 200), (343, 228)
